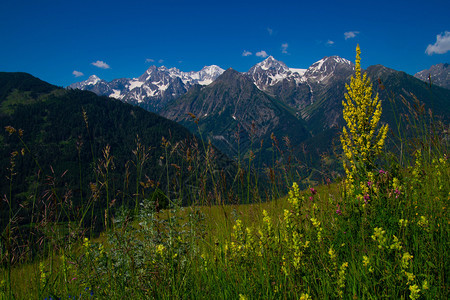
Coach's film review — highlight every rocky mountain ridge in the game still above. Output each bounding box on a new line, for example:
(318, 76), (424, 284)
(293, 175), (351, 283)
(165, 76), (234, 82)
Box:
(69, 55), (356, 113)
(69, 65), (225, 112)
(69, 57), (450, 166)
(414, 63), (450, 90)
(160, 68), (310, 160)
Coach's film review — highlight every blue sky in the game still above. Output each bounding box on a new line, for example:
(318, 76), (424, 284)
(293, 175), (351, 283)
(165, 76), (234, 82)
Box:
(1, 0), (449, 87)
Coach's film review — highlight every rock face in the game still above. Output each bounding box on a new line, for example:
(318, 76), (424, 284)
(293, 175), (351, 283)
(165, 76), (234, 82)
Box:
(246, 56), (305, 90)
(246, 56), (355, 134)
(414, 63), (450, 90)
(68, 65), (225, 112)
(160, 68), (310, 159)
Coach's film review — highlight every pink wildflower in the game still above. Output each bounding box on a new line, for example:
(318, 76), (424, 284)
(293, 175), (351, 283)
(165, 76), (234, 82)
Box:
(336, 204), (342, 215)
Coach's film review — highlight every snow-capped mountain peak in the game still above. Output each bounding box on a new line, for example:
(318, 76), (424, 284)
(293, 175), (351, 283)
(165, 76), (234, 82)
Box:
(137, 64), (224, 86)
(87, 75), (101, 84)
(246, 56), (296, 89)
(69, 64), (225, 112)
(259, 56), (277, 70)
(246, 56), (317, 89)
(304, 56), (354, 83)
(68, 75), (104, 90)
(69, 54), (356, 113)
(252, 56), (289, 73)
(194, 65), (225, 85)
(200, 65), (223, 74)
(307, 56), (352, 73)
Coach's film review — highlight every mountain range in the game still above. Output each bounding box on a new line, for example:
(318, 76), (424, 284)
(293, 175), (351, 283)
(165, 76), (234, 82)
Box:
(69, 65), (225, 112)
(160, 68), (311, 159)
(69, 56), (357, 118)
(71, 58), (449, 114)
(70, 57), (450, 165)
(70, 56), (355, 157)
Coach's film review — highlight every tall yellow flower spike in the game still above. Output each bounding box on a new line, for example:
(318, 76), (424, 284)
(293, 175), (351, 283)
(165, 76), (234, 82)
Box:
(341, 45), (389, 182)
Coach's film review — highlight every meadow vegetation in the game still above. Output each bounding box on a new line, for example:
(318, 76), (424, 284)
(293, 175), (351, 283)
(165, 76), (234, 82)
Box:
(1, 47), (449, 299)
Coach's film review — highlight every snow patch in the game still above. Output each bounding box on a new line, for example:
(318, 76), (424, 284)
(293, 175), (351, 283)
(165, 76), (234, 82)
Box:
(129, 80), (144, 90)
(313, 59), (325, 71)
(269, 73), (286, 83)
(289, 68), (307, 76)
(198, 79), (213, 85)
(159, 83), (169, 91)
(110, 89), (122, 99)
(333, 57), (351, 65)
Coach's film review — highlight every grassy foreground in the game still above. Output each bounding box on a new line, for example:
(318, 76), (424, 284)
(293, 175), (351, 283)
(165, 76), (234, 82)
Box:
(2, 150), (449, 299)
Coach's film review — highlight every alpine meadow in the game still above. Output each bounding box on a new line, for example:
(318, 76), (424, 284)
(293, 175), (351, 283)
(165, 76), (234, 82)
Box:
(1, 40), (449, 300)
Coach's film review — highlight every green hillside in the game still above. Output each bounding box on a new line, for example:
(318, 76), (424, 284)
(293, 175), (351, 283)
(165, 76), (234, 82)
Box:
(0, 72), (234, 233)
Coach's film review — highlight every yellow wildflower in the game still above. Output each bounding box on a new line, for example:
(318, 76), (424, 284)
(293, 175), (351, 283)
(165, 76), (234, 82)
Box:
(422, 280), (429, 290)
(401, 252), (413, 270)
(371, 227), (387, 249)
(390, 235), (402, 251)
(340, 44), (388, 183)
(399, 219), (409, 227)
(156, 244), (165, 255)
(405, 271), (415, 284)
(300, 293), (312, 300)
(409, 284), (420, 300)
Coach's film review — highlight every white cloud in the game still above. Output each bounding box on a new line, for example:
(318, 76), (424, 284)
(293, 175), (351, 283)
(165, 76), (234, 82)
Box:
(344, 31), (359, 40)
(145, 58), (155, 63)
(256, 50), (269, 58)
(426, 31), (450, 55)
(158, 59), (164, 63)
(267, 27), (273, 35)
(242, 50), (252, 57)
(281, 43), (289, 54)
(91, 60), (110, 69)
(326, 40), (335, 45)
(72, 70), (84, 77)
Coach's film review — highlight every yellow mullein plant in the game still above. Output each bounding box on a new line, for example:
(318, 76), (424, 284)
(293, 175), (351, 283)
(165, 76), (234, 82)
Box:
(341, 45), (389, 186)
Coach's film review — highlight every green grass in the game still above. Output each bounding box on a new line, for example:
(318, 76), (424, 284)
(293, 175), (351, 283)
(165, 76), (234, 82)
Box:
(2, 154), (448, 299)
